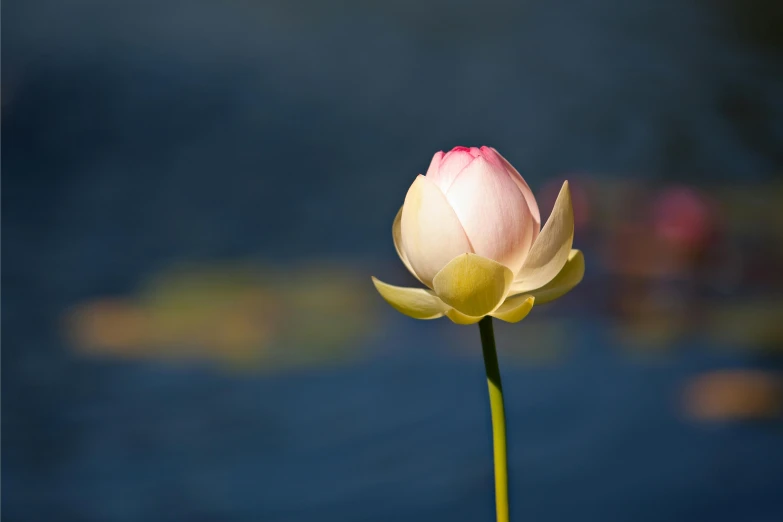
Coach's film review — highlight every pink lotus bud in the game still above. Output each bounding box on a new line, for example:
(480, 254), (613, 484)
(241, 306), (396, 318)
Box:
(373, 146), (581, 324)
(403, 146), (541, 284)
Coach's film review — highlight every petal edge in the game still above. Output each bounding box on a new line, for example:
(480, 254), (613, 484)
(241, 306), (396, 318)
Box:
(371, 277), (446, 320)
(525, 249), (584, 304)
(491, 295), (535, 323)
(392, 206), (424, 284)
(445, 309), (483, 325)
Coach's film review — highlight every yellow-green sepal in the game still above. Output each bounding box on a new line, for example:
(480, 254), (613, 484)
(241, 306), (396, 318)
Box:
(445, 308), (484, 325)
(490, 295), (535, 323)
(432, 253), (514, 318)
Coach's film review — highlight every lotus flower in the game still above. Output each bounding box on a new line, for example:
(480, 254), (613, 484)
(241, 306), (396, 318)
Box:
(372, 146), (584, 325)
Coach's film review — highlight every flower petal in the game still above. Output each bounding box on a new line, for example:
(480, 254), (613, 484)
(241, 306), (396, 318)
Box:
(424, 151), (444, 177)
(445, 309), (483, 325)
(401, 175), (473, 287)
(432, 253), (513, 317)
(444, 156), (535, 274)
(371, 277), (447, 319)
(392, 206), (423, 284)
(491, 147), (541, 243)
(525, 249), (584, 304)
(490, 295), (535, 323)
(512, 181), (574, 293)
(428, 147), (475, 192)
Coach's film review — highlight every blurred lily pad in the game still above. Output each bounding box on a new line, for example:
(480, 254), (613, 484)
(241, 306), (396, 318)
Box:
(64, 261), (380, 371)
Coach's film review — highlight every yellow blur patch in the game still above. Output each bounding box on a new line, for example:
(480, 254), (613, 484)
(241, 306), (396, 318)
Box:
(64, 263), (378, 372)
(433, 253), (513, 317)
(371, 277), (446, 320)
(491, 295), (535, 323)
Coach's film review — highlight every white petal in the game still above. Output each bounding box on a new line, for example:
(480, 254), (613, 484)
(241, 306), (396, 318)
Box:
(444, 156), (535, 274)
(400, 175), (473, 287)
(512, 181), (574, 293)
(491, 147), (541, 244)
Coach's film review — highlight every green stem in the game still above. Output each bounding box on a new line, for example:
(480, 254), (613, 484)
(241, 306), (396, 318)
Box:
(478, 316), (509, 522)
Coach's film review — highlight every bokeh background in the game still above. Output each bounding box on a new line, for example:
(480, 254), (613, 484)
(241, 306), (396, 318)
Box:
(3, 0), (783, 521)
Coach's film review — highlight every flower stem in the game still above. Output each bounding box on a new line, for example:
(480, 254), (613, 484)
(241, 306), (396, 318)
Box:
(478, 316), (509, 522)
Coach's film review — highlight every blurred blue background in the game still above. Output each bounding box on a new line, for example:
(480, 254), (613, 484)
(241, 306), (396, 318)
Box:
(3, 0), (783, 521)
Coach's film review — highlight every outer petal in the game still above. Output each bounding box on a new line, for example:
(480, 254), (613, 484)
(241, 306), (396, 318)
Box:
(490, 295), (535, 323)
(424, 151), (444, 177)
(444, 156), (535, 274)
(428, 147), (475, 192)
(491, 147), (541, 243)
(524, 249), (584, 304)
(371, 277), (447, 319)
(445, 309), (483, 325)
(512, 181), (574, 293)
(432, 253), (513, 317)
(401, 175), (474, 287)
(392, 206), (423, 284)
